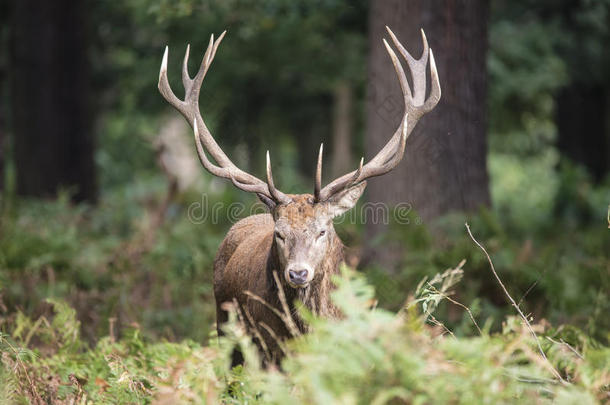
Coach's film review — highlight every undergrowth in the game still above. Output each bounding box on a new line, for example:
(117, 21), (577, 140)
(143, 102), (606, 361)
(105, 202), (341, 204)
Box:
(0, 266), (608, 404)
(0, 163), (608, 403)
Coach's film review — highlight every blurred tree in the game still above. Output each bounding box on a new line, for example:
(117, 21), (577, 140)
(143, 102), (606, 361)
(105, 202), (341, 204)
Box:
(556, 86), (608, 181)
(330, 82), (353, 178)
(10, 0), (96, 202)
(364, 0), (491, 268)
(551, 1), (610, 182)
(86, 0), (368, 192)
(0, 0), (9, 194)
(490, 0), (610, 182)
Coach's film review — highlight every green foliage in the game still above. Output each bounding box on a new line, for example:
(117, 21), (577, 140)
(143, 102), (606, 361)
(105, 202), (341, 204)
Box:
(0, 268), (607, 403)
(0, 182), (235, 343)
(488, 18), (567, 153)
(368, 206), (609, 343)
(89, 0), (368, 191)
(1, 0), (609, 402)
(1, 178), (608, 401)
(489, 0), (610, 157)
(360, 112), (610, 342)
(412, 259), (466, 320)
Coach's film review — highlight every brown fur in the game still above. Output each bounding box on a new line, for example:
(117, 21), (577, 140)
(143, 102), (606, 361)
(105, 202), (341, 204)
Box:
(160, 27), (441, 366)
(213, 194), (345, 364)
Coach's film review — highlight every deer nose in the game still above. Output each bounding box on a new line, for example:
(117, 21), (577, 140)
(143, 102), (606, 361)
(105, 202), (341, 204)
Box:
(289, 269), (309, 285)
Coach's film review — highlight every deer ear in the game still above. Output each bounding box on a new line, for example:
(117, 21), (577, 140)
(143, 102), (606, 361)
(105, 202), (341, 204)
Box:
(326, 181), (367, 218)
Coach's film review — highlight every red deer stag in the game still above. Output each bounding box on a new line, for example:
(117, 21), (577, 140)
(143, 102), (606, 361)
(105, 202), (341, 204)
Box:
(158, 27), (441, 364)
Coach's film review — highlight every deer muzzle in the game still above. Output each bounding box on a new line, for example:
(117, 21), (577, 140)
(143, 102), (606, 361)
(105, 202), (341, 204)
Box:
(286, 263), (314, 288)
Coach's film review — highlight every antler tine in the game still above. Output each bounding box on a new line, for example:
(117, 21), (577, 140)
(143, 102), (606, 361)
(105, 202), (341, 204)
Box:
(192, 119), (222, 176)
(211, 30), (226, 60)
(159, 32), (290, 204)
(159, 46), (182, 108)
(320, 156), (365, 199)
(182, 44), (191, 89)
(266, 151), (292, 204)
(352, 157), (364, 184)
(382, 38), (411, 101)
(314, 143), (323, 202)
(386, 26), (428, 107)
(318, 28), (441, 202)
(191, 32), (226, 99)
(423, 49), (441, 113)
(192, 120), (269, 195)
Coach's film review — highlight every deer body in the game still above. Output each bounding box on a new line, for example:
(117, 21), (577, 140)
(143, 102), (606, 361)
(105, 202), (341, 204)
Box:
(214, 213), (342, 325)
(214, 202), (344, 361)
(214, 194), (354, 362)
(158, 27), (441, 364)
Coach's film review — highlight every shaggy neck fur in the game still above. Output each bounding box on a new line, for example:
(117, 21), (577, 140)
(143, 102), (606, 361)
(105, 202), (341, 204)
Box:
(267, 231), (344, 332)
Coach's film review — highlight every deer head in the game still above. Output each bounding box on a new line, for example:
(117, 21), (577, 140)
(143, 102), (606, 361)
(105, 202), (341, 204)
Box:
(159, 27), (440, 289)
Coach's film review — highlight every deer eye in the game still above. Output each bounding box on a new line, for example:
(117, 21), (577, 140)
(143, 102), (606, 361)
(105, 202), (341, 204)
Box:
(318, 230), (326, 238)
(275, 232), (285, 242)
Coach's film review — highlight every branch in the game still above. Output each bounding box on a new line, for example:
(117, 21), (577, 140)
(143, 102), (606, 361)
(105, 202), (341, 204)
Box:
(465, 223), (566, 385)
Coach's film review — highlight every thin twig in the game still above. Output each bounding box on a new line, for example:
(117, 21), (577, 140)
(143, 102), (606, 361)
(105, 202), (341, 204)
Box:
(428, 286), (483, 335)
(518, 340), (565, 381)
(1, 337), (44, 404)
(546, 336), (584, 360)
(465, 223), (566, 384)
(517, 280), (539, 307)
(243, 291), (299, 339)
(427, 315), (456, 340)
(559, 338), (584, 360)
(272, 271), (300, 337)
(516, 376), (558, 385)
(240, 304), (272, 362)
(258, 322), (288, 356)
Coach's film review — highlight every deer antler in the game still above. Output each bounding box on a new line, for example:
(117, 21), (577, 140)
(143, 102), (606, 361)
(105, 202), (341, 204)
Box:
(159, 32), (292, 205)
(314, 27), (441, 202)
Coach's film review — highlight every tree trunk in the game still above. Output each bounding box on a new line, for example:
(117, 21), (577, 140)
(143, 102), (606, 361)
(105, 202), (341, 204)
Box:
(364, 0), (491, 268)
(0, 77), (4, 195)
(0, 0), (10, 195)
(556, 84), (609, 182)
(10, 0), (96, 202)
(331, 82), (353, 179)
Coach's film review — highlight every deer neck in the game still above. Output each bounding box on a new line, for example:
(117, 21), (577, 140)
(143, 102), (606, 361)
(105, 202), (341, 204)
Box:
(267, 233), (344, 331)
